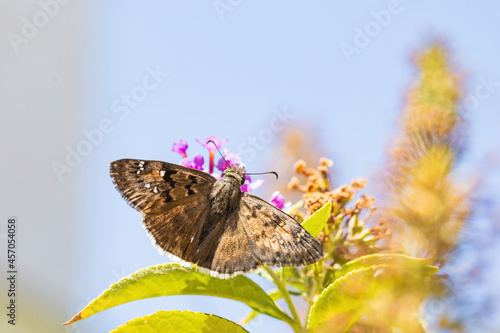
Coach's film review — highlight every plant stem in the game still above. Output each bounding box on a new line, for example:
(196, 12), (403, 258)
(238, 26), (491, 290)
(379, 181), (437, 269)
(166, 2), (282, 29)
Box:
(264, 266), (304, 333)
(306, 264), (321, 322)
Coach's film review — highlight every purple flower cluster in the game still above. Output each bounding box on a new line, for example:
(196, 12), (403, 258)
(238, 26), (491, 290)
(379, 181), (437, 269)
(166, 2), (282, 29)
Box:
(171, 135), (262, 193)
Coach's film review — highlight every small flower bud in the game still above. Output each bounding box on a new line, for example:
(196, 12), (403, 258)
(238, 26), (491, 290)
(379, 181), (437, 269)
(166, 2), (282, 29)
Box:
(294, 160), (307, 174)
(319, 157), (333, 167)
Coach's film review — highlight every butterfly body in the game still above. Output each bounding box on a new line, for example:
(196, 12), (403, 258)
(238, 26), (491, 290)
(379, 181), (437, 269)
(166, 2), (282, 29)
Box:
(110, 159), (323, 276)
(208, 165), (244, 218)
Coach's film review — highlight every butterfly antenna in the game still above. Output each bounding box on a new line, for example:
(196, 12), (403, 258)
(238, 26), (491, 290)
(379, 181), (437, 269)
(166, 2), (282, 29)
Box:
(207, 140), (230, 167)
(246, 171), (279, 180)
(207, 140), (278, 179)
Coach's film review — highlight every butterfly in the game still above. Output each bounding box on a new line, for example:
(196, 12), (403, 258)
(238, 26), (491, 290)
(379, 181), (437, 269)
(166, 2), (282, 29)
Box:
(110, 159), (324, 276)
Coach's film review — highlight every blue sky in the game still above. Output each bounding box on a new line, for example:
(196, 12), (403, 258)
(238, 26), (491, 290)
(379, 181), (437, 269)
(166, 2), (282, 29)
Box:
(2, 1), (500, 332)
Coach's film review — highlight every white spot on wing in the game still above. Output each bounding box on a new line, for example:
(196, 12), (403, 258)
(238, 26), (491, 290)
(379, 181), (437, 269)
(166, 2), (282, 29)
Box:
(153, 186), (158, 193)
(145, 183), (151, 188)
(160, 170), (165, 177)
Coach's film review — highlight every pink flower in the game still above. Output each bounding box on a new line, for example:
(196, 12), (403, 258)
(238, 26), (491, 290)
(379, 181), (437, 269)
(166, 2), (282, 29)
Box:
(172, 139), (188, 158)
(216, 151), (243, 171)
(195, 135), (228, 153)
(270, 191), (287, 209)
(179, 154), (204, 170)
(196, 135), (228, 174)
(192, 154), (205, 170)
(171, 137), (263, 193)
(241, 175), (263, 193)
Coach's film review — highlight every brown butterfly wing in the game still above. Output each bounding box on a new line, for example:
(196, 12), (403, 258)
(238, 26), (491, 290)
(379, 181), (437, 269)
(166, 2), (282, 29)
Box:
(194, 192), (324, 275)
(110, 159), (215, 214)
(142, 197), (210, 261)
(110, 159), (215, 261)
(238, 193), (324, 267)
(193, 209), (256, 275)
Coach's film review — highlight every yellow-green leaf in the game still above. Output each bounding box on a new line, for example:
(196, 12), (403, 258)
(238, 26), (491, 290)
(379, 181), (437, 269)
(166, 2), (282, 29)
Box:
(308, 254), (439, 332)
(308, 266), (378, 333)
(241, 289), (282, 324)
(111, 310), (248, 333)
(334, 253), (438, 280)
(301, 201), (331, 237)
(64, 264), (291, 325)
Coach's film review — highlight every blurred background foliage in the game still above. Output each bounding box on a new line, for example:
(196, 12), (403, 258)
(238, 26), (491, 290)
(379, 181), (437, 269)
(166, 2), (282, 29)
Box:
(267, 44), (489, 332)
(383, 46), (470, 263)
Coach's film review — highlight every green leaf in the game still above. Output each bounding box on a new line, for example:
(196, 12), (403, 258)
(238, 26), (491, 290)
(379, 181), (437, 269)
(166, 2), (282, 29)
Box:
(334, 253), (438, 280)
(64, 263), (291, 325)
(241, 289), (282, 324)
(307, 265), (388, 332)
(111, 310), (249, 333)
(308, 254), (439, 332)
(301, 201), (331, 237)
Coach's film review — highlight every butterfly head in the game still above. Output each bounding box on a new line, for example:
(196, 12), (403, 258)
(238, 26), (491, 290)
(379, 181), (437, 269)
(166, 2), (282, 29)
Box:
(222, 164), (246, 186)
